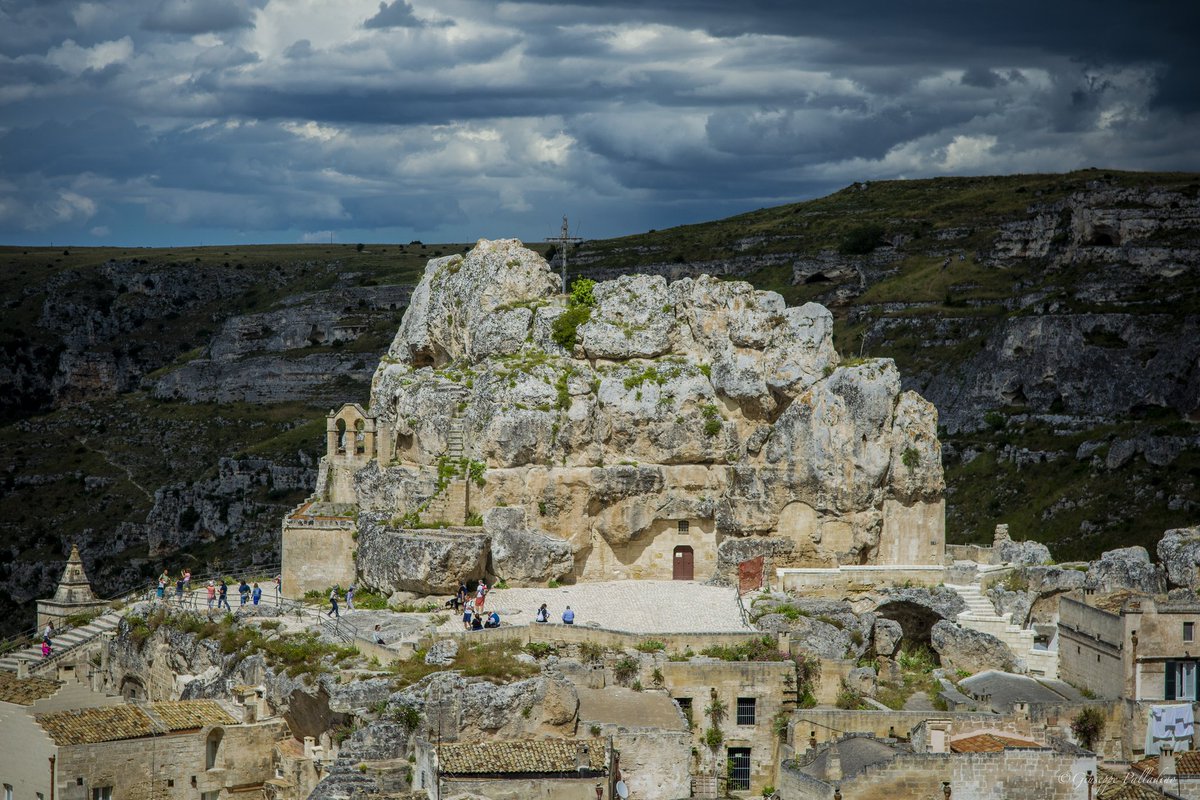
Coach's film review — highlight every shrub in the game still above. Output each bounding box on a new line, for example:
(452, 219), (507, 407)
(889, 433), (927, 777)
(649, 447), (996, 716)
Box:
(589, 724), (602, 737)
(613, 656), (639, 685)
(524, 642), (557, 659)
(1071, 707), (1105, 750)
(838, 223), (884, 255)
(569, 278), (596, 308)
(551, 304), (591, 350)
(901, 447), (920, 469)
(579, 641), (605, 663)
(465, 512), (483, 527)
(835, 684), (865, 710)
(703, 726), (723, 749)
(635, 639), (666, 653)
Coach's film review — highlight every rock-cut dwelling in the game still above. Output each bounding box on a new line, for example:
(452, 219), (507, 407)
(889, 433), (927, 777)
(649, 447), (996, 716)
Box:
(281, 239), (946, 597)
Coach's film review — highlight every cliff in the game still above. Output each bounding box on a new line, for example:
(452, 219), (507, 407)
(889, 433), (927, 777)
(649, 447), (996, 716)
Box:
(333, 239), (944, 587)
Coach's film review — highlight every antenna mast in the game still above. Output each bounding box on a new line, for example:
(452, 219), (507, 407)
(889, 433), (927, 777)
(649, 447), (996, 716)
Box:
(544, 215), (583, 293)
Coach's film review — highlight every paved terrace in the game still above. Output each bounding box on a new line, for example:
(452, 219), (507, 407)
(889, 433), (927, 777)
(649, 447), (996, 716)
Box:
(433, 580), (752, 635)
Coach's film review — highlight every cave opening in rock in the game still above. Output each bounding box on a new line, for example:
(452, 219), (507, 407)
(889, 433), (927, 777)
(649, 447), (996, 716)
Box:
(875, 600), (944, 663)
(804, 272), (832, 284)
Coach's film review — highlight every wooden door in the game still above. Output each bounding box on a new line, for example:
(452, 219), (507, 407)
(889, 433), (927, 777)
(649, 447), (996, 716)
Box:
(673, 545), (694, 580)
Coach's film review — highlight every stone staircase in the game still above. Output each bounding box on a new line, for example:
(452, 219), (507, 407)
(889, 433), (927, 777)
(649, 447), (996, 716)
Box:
(0, 613), (120, 674)
(944, 582), (1058, 678)
(418, 414), (470, 527)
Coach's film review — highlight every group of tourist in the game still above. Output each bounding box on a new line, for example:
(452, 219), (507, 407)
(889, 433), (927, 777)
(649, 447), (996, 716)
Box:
(152, 569), (283, 611)
(446, 582), (576, 629)
(326, 584), (357, 619)
(41, 621), (54, 658)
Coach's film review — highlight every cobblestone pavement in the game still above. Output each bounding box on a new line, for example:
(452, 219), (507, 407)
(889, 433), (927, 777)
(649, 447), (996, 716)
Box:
(434, 580), (752, 634)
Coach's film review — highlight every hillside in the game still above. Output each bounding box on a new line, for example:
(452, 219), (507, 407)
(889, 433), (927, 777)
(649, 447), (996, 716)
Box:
(567, 169), (1200, 561)
(1, 169), (1198, 634)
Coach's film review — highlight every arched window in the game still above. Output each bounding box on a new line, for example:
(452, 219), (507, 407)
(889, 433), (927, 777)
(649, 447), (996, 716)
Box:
(354, 419), (366, 454)
(335, 419), (347, 453)
(206, 728), (224, 770)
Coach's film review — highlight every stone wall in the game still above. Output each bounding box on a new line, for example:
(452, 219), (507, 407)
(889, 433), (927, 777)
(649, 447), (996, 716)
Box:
(281, 524), (356, 599)
(55, 721), (285, 800)
(660, 660), (794, 794)
(443, 623), (768, 654)
(777, 565), (947, 593)
(1057, 597), (1125, 699)
(437, 776), (608, 800)
(0, 702), (57, 800)
(787, 710), (1027, 749)
(879, 499), (945, 565)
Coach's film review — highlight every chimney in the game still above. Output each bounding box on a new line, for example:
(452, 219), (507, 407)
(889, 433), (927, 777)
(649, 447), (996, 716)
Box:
(1161, 743), (1177, 782)
(303, 736), (316, 758)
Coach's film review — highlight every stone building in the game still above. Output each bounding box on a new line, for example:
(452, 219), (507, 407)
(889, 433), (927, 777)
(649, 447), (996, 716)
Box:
(0, 689), (287, 800)
(779, 725), (1095, 800)
(1058, 593), (1200, 702)
(415, 738), (609, 800)
(282, 239), (947, 598)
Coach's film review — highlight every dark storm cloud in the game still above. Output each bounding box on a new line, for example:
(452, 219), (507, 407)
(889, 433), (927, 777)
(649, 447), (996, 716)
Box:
(0, 0), (1197, 245)
(363, 0), (447, 29)
(142, 0), (258, 34)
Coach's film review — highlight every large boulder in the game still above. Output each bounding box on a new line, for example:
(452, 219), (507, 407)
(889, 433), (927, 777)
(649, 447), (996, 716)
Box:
(484, 507), (574, 584)
(873, 618), (903, 657)
(356, 516), (488, 595)
(1084, 546), (1166, 595)
(1158, 526), (1200, 590)
(930, 620), (1020, 674)
(986, 586), (1035, 628)
(1023, 565), (1087, 595)
(995, 538), (1051, 567)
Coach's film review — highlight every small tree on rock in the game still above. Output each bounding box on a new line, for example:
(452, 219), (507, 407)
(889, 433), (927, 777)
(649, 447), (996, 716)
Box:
(1071, 707), (1105, 751)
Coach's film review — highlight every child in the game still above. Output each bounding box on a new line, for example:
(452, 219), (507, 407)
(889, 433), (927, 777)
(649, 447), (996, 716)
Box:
(462, 607), (473, 631)
(252, 583), (262, 606)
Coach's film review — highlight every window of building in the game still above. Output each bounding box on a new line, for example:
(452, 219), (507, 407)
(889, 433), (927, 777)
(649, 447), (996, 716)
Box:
(677, 697), (693, 728)
(727, 748), (751, 791)
(206, 729), (224, 770)
(91, 788), (112, 800)
(678, 520), (689, 534)
(736, 697), (757, 725)
(1166, 660), (1199, 701)
(1186, 622), (1195, 643)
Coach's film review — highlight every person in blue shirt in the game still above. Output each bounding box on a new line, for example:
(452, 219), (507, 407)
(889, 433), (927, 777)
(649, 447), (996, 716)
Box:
(251, 583), (262, 606)
(562, 606), (575, 624)
(239, 580), (250, 606)
(485, 611), (500, 628)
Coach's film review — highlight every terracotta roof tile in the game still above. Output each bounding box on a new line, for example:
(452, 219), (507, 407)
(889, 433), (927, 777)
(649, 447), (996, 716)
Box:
(151, 700), (238, 731)
(37, 705), (157, 745)
(949, 733), (1043, 753)
(438, 739), (605, 775)
(1098, 767), (1187, 799)
(36, 700), (237, 746)
(1131, 750), (1200, 779)
(0, 672), (61, 705)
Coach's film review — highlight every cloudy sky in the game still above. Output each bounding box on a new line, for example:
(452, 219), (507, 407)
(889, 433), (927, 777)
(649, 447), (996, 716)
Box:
(1, 0), (1197, 246)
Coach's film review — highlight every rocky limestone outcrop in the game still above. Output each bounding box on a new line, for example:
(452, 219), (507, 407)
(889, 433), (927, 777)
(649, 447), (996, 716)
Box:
(930, 620), (1020, 674)
(873, 618), (903, 657)
(1158, 526), (1200, 590)
(350, 239), (944, 576)
(356, 514), (489, 596)
(995, 538), (1051, 567)
(483, 507), (574, 584)
(1084, 546), (1166, 595)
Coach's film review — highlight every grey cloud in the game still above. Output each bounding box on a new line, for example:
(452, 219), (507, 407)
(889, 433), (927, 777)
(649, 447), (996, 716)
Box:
(961, 67), (1007, 89)
(284, 39), (313, 59)
(142, 0), (257, 34)
(363, 1), (424, 29)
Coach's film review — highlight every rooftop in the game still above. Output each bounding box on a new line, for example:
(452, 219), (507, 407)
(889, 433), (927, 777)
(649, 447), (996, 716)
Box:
(957, 670), (1085, 709)
(438, 739), (605, 776)
(0, 672), (61, 706)
(37, 700), (238, 746)
(799, 735), (901, 781)
(1098, 767), (1187, 799)
(950, 733), (1045, 753)
(1131, 751), (1200, 779)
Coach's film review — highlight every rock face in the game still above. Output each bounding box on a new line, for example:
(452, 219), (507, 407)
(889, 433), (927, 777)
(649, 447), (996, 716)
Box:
(1158, 526), (1200, 590)
(995, 538), (1051, 567)
(1084, 546), (1166, 595)
(930, 620), (1020, 674)
(873, 618), (903, 657)
(326, 238), (945, 585)
(356, 514), (489, 595)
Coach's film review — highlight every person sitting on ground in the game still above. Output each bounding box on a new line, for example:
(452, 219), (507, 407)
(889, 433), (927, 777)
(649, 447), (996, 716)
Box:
(535, 603), (548, 623)
(485, 611), (500, 629)
(562, 606), (575, 625)
(471, 611), (484, 631)
(373, 624), (385, 645)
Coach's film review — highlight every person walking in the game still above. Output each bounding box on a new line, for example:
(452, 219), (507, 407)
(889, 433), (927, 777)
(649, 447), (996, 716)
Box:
(238, 580), (250, 606)
(206, 580), (216, 610)
(41, 639), (52, 658)
(346, 584), (356, 612)
(155, 576), (166, 602)
(328, 586), (340, 619)
(273, 574), (282, 604)
(474, 581), (487, 614)
(251, 583), (262, 606)
(562, 606), (575, 625)
(217, 580), (231, 611)
(175, 575), (186, 606)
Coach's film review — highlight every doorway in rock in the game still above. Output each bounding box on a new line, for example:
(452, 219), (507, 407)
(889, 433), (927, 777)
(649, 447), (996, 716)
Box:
(673, 545), (694, 580)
